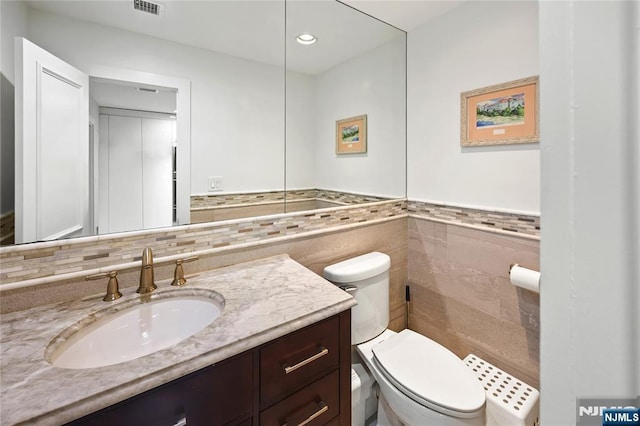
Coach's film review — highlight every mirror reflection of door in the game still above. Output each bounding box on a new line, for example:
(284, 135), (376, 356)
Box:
(91, 77), (177, 234)
(98, 108), (175, 234)
(15, 38), (178, 242)
(15, 37), (90, 244)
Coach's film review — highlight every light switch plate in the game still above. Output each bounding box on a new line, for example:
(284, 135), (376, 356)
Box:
(208, 176), (223, 192)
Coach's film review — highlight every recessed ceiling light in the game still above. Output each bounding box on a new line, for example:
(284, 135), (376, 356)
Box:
(296, 33), (317, 45)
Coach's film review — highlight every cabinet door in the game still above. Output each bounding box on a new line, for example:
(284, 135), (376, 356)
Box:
(69, 352), (253, 426)
(182, 352), (254, 425)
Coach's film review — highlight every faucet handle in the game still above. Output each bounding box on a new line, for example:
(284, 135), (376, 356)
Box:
(171, 256), (199, 287)
(86, 271), (122, 302)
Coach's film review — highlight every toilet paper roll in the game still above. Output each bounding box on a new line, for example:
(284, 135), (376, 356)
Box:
(509, 264), (540, 293)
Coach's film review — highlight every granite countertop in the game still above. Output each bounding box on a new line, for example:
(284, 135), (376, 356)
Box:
(0, 254), (355, 425)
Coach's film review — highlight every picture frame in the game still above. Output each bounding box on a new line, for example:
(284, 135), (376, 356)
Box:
(336, 114), (367, 154)
(460, 76), (539, 147)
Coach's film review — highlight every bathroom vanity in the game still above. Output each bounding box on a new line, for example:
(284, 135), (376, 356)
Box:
(0, 255), (355, 425)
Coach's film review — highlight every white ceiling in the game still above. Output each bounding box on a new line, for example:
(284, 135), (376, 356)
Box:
(90, 78), (177, 113)
(26, 0), (416, 75)
(25, 1), (465, 74)
(340, 0), (466, 32)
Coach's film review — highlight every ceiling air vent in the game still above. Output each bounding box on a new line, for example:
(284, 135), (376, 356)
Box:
(137, 87), (159, 94)
(132, 0), (165, 16)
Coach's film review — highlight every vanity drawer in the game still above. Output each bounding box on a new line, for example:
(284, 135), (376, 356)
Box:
(260, 370), (340, 426)
(260, 316), (340, 409)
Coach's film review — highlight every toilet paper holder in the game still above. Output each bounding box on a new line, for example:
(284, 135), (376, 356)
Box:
(508, 263), (541, 293)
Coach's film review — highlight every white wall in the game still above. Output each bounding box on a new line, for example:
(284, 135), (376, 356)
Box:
(0, 0), (28, 214)
(25, 7), (285, 195)
(9, 4), (406, 208)
(540, 0), (639, 423)
(286, 36), (407, 198)
(407, 1), (539, 214)
(286, 71), (316, 190)
(312, 37), (406, 198)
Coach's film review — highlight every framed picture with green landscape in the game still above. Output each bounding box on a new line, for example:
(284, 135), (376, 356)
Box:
(461, 76), (539, 147)
(336, 114), (367, 154)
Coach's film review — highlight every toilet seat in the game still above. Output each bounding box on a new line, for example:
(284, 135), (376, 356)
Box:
(371, 329), (485, 418)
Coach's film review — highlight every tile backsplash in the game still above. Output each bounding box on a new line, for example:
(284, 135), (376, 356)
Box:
(1, 198), (538, 289)
(0, 199), (406, 288)
(191, 188), (390, 209)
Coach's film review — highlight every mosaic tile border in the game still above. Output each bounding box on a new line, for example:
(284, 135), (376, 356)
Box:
(408, 200), (540, 238)
(190, 189), (390, 209)
(0, 199), (407, 288)
(0, 199), (538, 289)
(313, 189), (390, 205)
(191, 190), (287, 208)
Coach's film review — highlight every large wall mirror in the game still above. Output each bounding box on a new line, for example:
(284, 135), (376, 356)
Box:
(284, 1), (406, 213)
(0, 0), (406, 246)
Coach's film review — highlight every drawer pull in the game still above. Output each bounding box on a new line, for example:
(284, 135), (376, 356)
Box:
(283, 347), (329, 374)
(282, 401), (328, 426)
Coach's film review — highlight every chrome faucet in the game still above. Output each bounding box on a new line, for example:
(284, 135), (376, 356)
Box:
(137, 248), (157, 294)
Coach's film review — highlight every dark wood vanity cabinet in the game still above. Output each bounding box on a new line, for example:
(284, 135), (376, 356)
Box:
(69, 351), (254, 426)
(68, 310), (351, 426)
(259, 312), (350, 426)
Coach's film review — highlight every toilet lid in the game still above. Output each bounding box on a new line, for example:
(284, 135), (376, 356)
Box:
(372, 329), (485, 415)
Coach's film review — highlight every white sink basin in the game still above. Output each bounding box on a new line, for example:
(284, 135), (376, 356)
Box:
(47, 289), (224, 369)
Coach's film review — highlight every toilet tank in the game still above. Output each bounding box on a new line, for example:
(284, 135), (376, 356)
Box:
(323, 252), (390, 344)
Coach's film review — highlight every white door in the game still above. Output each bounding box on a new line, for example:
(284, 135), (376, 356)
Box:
(98, 112), (173, 234)
(15, 38), (89, 243)
(142, 118), (173, 229)
(107, 115), (143, 233)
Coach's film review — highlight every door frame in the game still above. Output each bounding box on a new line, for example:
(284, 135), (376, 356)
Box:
(84, 65), (191, 227)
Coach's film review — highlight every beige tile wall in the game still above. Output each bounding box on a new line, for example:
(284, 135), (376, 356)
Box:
(2, 197), (539, 388)
(1, 219), (408, 332)
(190, 189), (390, 209)
(0, 200), (405, 286)
(408, 217), (540, 388)
(190, 200), (345, 223)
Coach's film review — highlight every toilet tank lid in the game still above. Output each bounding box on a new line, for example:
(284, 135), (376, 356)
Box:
(323, 252), (391, 283)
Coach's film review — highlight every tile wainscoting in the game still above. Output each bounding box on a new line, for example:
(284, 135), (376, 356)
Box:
(1, 198), (539, 388)
(0, 200), (407, 322)
(191, 189), (390, 209)
(408, 215), (540, 388)
(190, 189), (393, 222)
(408, 200), (540, 237)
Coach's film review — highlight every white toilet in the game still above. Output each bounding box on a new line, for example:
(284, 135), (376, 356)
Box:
(323, 252), (486, 426)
